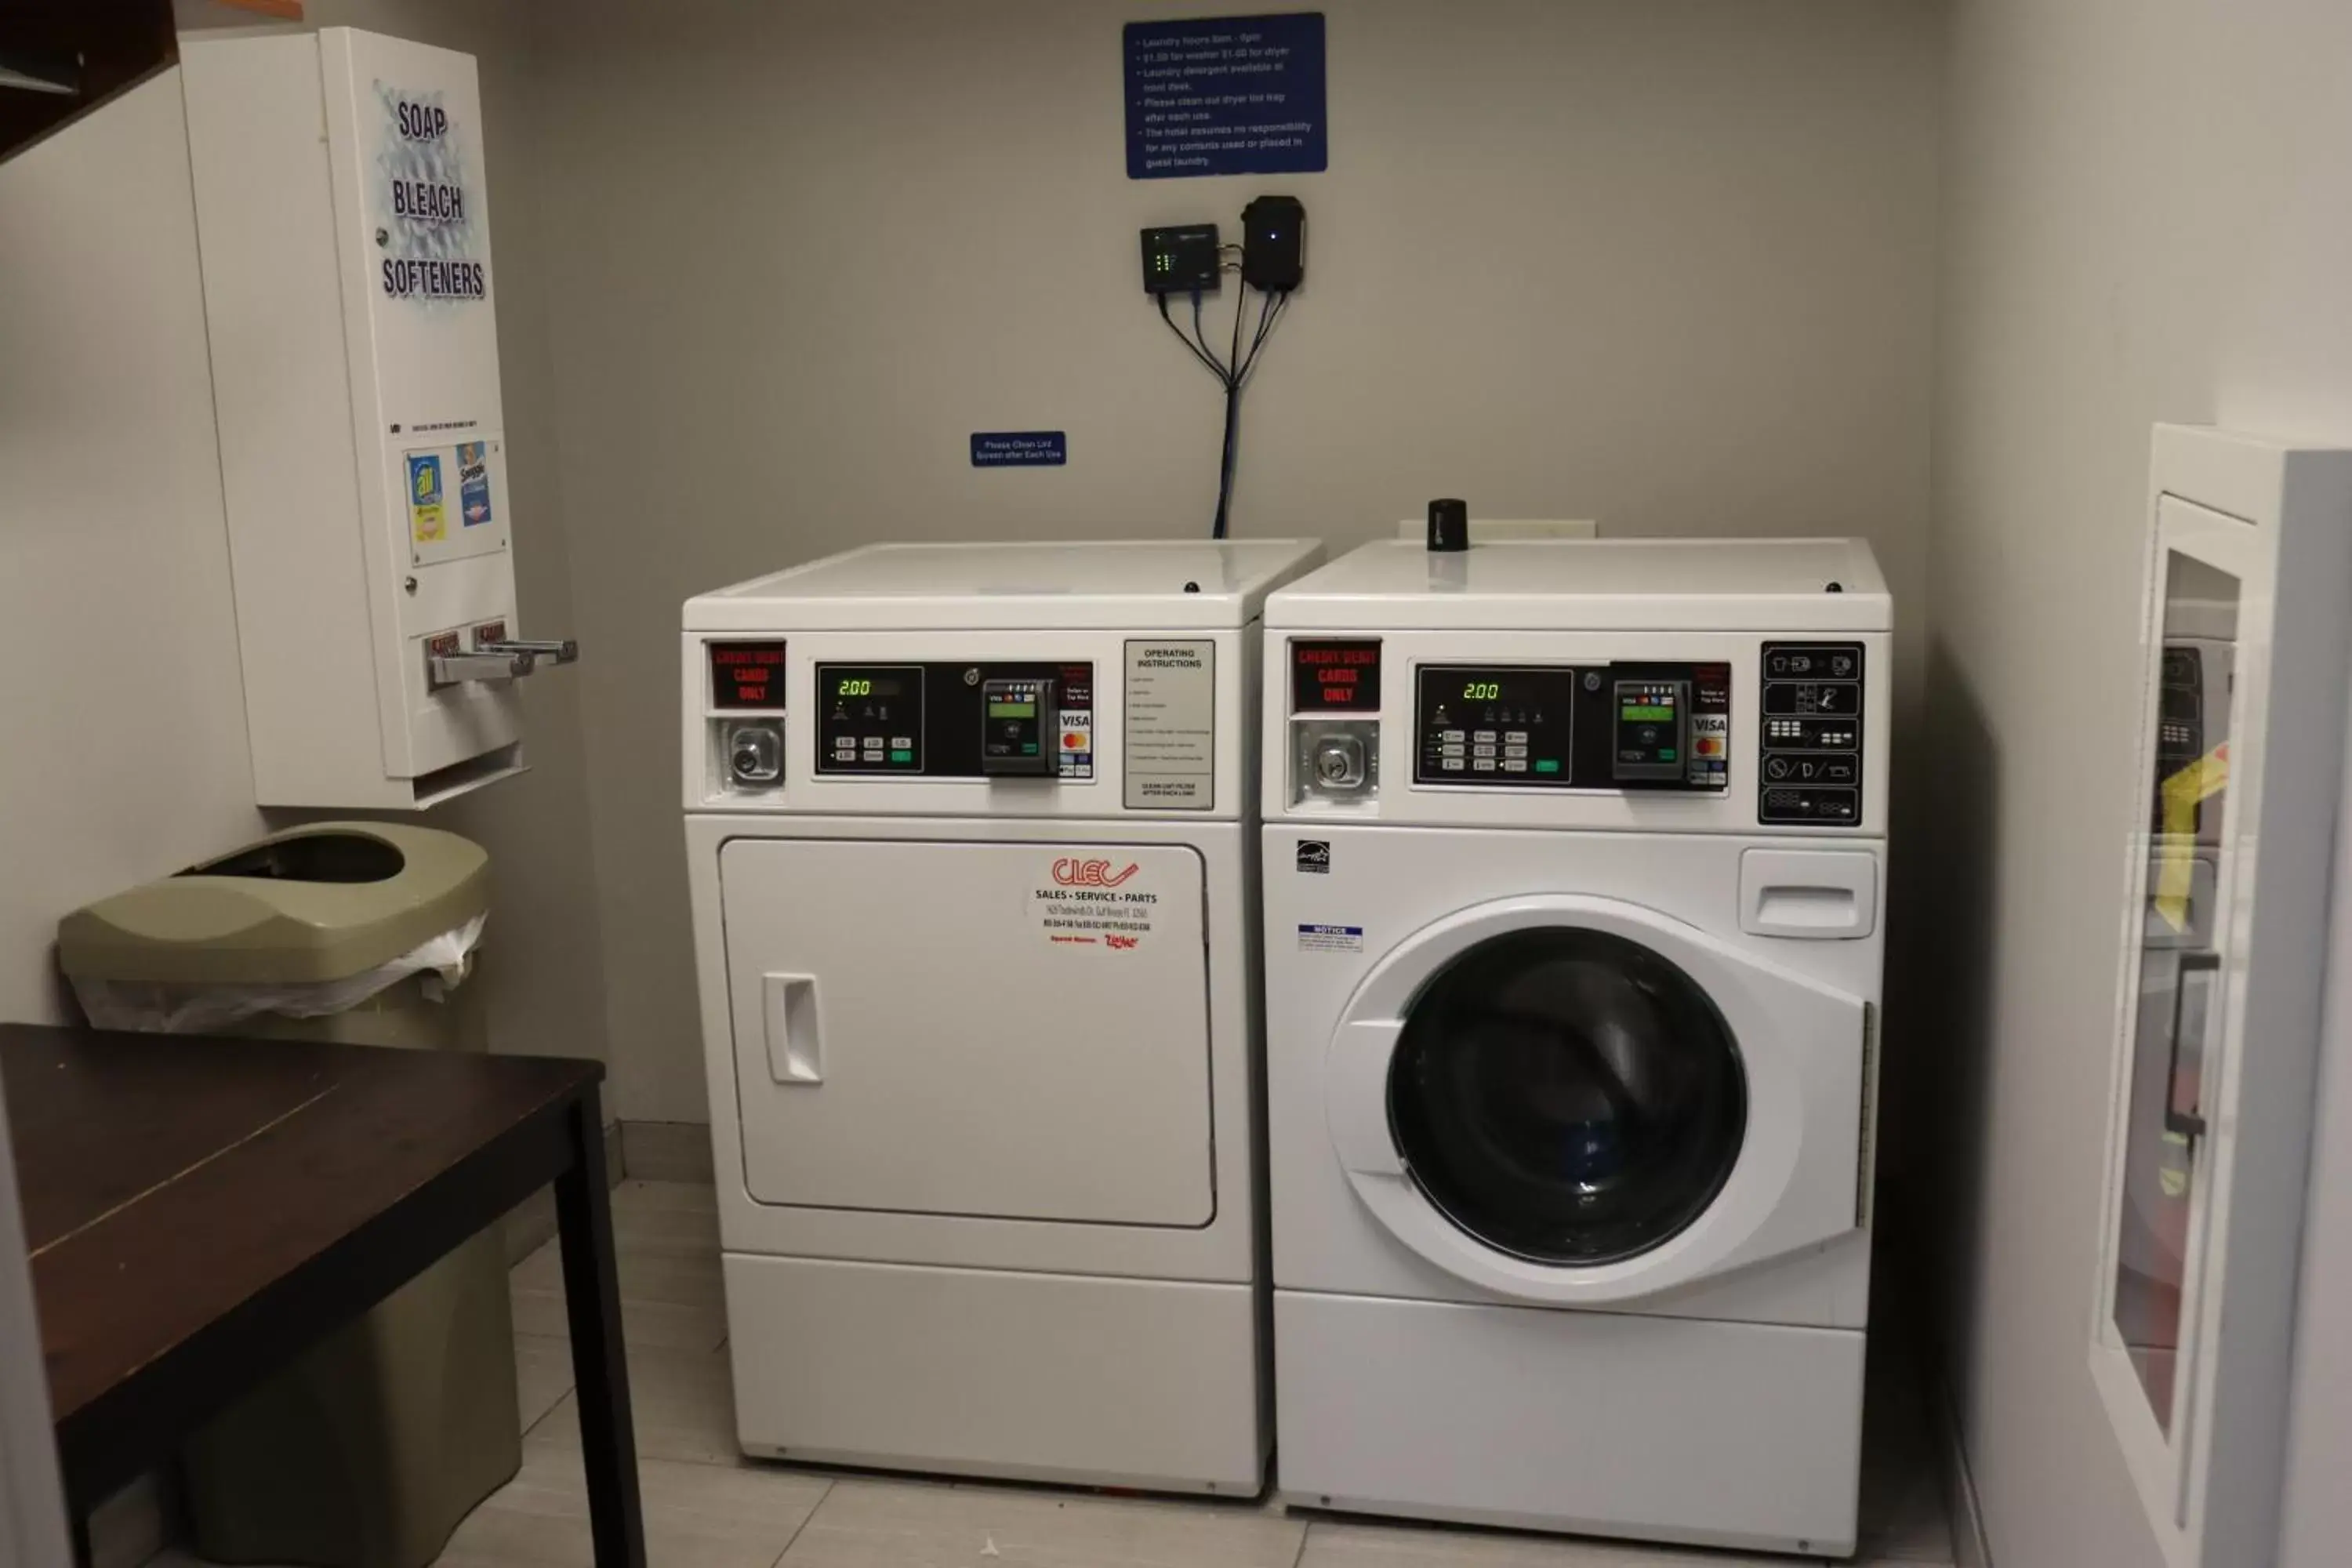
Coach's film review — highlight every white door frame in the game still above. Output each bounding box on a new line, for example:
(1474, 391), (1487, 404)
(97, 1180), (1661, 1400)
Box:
(2088, 426), (2352, 1568)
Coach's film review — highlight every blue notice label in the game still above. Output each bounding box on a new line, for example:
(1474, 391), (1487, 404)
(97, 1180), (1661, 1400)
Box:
(971, 431), (1067, 467)
(1126, 13), (1327, 180)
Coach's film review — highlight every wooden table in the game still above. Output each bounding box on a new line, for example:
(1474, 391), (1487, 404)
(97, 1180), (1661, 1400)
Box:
(0, 1023), (645, 1567)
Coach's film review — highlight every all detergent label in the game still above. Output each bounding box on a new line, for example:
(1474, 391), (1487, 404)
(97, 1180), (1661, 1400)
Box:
(407, 453), (445, 542)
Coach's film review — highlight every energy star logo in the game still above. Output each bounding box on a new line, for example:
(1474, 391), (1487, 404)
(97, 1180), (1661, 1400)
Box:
(1295, 840), (1331, 873)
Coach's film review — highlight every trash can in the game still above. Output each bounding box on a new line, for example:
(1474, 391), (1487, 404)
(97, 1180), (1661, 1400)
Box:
(56, 823), (521, 1568)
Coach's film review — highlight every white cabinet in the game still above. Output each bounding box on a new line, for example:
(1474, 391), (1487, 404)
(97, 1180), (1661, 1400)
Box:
(182, 28), (570, 809)
(2091, 426), (2352, 1568)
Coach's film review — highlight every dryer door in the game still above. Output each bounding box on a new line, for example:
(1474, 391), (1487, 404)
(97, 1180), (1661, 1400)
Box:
(1326, 893), (1867, 1305)
(721, 837), (1216, 1226)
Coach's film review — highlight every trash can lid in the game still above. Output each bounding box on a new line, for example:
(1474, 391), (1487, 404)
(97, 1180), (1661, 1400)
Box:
(56, 823), (490, 985)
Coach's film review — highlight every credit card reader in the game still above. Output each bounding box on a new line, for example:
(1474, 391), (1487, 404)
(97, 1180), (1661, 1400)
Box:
(1612, 678), (1689, 782)
(981, 676), (1058, 776)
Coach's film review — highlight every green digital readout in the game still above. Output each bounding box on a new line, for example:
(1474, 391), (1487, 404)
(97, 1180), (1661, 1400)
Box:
(1463, 681), (1501, 701)
(1621, 703), (1676, 721)
(837, 677), (873, 697)
(988, 700), (1036, 718)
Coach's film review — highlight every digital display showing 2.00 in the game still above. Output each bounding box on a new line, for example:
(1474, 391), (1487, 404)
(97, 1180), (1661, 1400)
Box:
(833, 675), (905, 699)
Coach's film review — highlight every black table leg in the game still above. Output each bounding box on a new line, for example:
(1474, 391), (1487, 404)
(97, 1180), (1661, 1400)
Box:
(554, 1093), (644, 1568)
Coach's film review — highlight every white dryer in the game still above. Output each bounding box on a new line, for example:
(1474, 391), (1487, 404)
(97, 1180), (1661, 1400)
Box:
(684, 539), (1321, 1494)
(1261, 536), (1890, 1556)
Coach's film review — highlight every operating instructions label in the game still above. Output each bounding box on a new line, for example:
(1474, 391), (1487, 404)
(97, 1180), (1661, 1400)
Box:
(1124, 13), (1328, 179)
(1124, 640), (1216, 810)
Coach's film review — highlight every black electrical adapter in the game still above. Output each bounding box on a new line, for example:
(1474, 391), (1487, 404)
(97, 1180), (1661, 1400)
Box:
(1141, 223), (1222, 294)
(1240, 195), (1305, 290)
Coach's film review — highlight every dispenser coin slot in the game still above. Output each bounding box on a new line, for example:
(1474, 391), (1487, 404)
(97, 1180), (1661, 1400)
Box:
(1612, 679), (1689, 782)
(981, 676), (1058, 777)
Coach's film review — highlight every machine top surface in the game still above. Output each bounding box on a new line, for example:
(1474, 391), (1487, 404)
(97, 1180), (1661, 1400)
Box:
(1267, 538), (1889, 633)
(688, 539), (1324, 631)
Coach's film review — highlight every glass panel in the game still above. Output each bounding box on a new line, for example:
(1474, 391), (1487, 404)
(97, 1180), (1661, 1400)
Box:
(2113, 551), (2239, 1435)
(1388, 927), (1746, 1265)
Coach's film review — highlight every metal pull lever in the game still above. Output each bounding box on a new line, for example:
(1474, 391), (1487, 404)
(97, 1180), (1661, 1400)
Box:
(476, 637), (579, 666)
(430, 648), (535, 684)
(2165, 949), (2222, 1141)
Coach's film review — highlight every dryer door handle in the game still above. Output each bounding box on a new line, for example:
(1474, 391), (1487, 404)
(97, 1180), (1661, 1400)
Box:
(761, 972), (824, 1084)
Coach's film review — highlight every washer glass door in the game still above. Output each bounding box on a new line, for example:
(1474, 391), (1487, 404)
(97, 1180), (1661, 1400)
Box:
(1388, 927), (1748, 1265)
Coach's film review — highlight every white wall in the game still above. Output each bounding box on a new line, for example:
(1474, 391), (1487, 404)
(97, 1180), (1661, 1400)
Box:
(1924, 0), (2352, 1563)
(0, 73), (268, 1023)
(529, 0), (1946, 1122)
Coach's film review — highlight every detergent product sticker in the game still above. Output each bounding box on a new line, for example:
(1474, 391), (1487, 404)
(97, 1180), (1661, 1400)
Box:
(407, 453), (445, 543)
(458, 441), (494, 527)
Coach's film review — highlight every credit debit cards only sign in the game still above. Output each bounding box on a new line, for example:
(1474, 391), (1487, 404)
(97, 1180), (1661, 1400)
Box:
(971, 431), (1067, 467)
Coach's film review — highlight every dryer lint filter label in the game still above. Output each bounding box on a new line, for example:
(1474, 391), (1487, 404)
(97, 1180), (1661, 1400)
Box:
(1124, 639), (1215, 810)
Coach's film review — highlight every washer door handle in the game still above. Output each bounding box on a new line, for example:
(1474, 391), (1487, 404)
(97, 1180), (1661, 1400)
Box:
(761, 972), (824, 1084)
(1327, 1018), (1405, 1175)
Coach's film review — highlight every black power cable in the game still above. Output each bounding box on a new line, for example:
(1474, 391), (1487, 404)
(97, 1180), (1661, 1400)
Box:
(1157, 279), (1294, 539)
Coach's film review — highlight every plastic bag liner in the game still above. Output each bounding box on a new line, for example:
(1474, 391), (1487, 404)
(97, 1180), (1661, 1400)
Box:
(70, 912), (488, 1035)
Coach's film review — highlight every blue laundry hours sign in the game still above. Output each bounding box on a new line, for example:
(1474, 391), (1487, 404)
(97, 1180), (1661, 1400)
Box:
(1124, 13), (1327, 180)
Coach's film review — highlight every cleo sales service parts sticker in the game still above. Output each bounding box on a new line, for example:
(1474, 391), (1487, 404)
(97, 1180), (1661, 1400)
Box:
(1032, 855), (1159, 950)
(407, 453), (445, 543)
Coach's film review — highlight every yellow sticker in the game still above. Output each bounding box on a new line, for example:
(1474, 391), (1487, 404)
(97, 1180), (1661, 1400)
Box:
(406, 453), (445, 543)
(2154, 742), (2229, 931)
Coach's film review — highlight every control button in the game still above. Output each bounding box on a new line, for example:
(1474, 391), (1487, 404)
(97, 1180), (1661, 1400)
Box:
(1534, 759), (1562, 775)
(1472, 758), (1497, 772)
(1504, 731), (1529, 744)
(1441, 757), (1465, 772)
(1440, 742), (1466, 758)
(1501, 759), (1528, 773)
(1440, 729), (1465, 744)
(889, 749), (913, 764)
(1473, 730), (1497, 743)
(1504, 744), (1528, 760)
(891, 735), (913, 749)
(1473, 743), (1497, 759)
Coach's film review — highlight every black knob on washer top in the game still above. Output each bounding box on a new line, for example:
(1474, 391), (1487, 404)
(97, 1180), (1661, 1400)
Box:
(1427, 498), (1468, 553)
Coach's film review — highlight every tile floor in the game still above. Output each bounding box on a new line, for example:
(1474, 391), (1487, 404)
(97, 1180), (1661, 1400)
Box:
(160, 1181), (1958, 1568)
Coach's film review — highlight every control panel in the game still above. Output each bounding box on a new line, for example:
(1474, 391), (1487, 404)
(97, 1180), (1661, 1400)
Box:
(814, 662), (1094, 780)
(1757, 643), (1864, 824)
(1413, 663), (1731, 790)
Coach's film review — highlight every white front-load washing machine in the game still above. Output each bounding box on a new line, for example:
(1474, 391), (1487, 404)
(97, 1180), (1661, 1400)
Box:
(1261, 536), (1890, 1556)
(684, 539), (1322, 1494)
